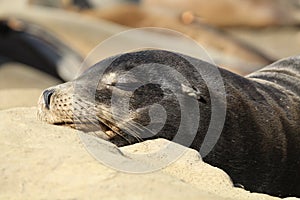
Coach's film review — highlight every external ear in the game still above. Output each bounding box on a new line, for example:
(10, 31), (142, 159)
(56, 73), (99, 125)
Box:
(181, 84), (207, 103)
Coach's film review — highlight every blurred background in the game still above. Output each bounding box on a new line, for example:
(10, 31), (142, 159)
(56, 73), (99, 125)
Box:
(1, 0), (300, 107)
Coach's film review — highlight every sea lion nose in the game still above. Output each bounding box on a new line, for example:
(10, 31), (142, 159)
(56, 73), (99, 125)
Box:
(43, 89), (54, 109)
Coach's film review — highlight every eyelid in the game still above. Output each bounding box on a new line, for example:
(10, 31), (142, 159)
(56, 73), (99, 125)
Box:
(111, 82), (141, 91)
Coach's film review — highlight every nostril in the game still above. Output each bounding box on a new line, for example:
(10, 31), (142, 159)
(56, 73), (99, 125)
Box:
(43, 89), (54, 109)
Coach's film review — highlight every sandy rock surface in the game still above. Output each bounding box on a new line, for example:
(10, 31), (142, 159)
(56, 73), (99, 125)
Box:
(0, 107), (225, 200)
(0, 105), (298, 200)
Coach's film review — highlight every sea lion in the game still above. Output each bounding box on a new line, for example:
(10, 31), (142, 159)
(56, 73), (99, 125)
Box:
(38, 50), (300, 197)
(80, 4), (274, 72)
(141, 0), (299, 27)
(0, 18), (83, 81)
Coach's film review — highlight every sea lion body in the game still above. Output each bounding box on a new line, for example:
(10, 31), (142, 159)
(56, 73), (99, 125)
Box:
(38, 50), (300, 197)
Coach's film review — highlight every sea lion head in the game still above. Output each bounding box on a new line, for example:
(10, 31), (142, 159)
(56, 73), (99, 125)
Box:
(38, 50), (213, 147)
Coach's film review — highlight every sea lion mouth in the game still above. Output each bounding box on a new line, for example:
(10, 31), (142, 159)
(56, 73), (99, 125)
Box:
(53, 121), (74, 126)
(51, 117), (119, 140)
(98, 121), (119, 138)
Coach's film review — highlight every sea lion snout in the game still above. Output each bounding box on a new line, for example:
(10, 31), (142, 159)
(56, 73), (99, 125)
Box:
(37, 82), (75, 125)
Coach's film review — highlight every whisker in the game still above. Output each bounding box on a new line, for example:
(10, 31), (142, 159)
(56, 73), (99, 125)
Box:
(98, 109), (145, 142)
(99, 105), (160, 140)
(96, 116), (132, 145)
(71, 101), (133, 144)
(69, 109), (100, 129)
(72, 99), (161, 144)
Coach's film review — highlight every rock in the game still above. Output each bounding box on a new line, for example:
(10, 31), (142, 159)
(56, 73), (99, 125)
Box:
(0, 107), (224, 199)
(0, 107), (297, 199)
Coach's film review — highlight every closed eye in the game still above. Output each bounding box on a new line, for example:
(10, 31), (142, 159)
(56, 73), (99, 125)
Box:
(109, 82), (142, 91)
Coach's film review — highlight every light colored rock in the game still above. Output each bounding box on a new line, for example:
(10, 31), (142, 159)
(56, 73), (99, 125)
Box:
(0, 107), (298, 199)
(0, 107), (228, 200)
(122, 140), (292, 200)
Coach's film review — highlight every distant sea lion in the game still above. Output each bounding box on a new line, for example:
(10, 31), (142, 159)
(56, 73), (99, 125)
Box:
(81, 4), (274, 73)
(141, 0), (299, 27)
(38, 50), (300, 197)
(0, 18), (83, 81)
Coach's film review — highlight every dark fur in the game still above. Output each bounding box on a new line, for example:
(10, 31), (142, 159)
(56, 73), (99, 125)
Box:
(0, 19), (82, 81)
